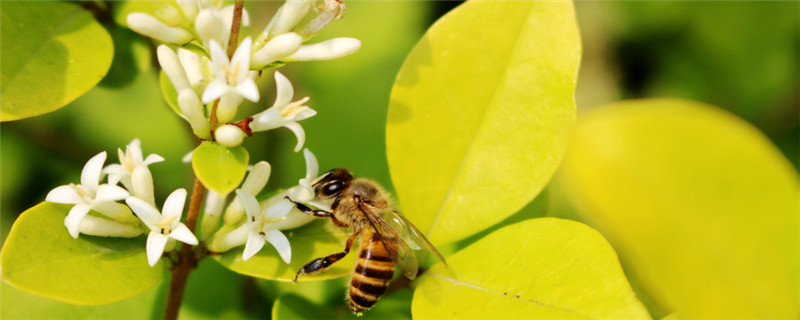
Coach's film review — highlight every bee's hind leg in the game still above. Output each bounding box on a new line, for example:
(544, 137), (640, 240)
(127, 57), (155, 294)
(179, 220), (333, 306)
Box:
(294, 231), (358, 282)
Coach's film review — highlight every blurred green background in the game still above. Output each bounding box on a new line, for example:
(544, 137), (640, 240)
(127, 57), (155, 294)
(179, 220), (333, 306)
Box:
(1, 1), (797, 318)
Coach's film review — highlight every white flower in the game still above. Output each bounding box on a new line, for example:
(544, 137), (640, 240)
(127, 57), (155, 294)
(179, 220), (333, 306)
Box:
(202, 37), (259, 123)
(46, 152), (134, 238)
(236, 190), (292, 262)
(104, 139), (165, 205)
(250, 71), (315, 152)
(126, 189), (199, 267)
(276, 148), (326, 230)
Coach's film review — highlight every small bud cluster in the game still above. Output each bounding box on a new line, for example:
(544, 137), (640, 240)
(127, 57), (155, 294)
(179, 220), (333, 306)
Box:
(129, 0), (359, 145)
(45, 0), (359, 267)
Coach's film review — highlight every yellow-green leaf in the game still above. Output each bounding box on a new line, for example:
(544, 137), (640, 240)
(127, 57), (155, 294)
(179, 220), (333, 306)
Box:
(273, 290), (413, 320)
(557, 99), (799, 317)
(192, 141), (249, 195)
(1, 1), (113, 121)
(212, 220), (355, 281)
(0, 203), (162, 305)
(386, 0), (580, 246)
(412, 218), (650, 318)
(159, 70), (183, 118)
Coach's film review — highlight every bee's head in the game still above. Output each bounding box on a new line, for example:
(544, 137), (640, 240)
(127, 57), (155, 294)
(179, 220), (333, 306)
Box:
(313, 168), (353, 199)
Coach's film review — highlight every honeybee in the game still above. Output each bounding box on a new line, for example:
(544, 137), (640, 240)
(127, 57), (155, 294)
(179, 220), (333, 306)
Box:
(287, 168), (446, 313)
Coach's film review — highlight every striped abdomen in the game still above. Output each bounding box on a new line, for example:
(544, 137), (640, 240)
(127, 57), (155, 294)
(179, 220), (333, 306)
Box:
(348, 232), (395, 313)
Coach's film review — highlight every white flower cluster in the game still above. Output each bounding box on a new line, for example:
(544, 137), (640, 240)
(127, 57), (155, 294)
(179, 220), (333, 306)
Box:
(46, 140), (198, 267)
(44, 0), (357, 267)
(129, 0), (359, 146)
(202, 149), (328, 263)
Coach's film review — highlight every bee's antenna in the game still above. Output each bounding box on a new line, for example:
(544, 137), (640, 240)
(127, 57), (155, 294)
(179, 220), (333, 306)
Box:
(312, 171), (333, 186)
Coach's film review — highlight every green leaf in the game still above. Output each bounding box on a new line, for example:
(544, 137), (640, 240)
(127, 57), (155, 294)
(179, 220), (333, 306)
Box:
(1, 280), (165, 319)
(412, 218), (650, 318)
(212, 220), (355, 281)
(192, 141), (249, 195)
(1, 281), (165, 319)
(273, 290), (413, 320)
(0, 202), (163, 305)
(0, 1), (113, 121)
(557, 99), (799, 317)
(386, 0), (580, 246)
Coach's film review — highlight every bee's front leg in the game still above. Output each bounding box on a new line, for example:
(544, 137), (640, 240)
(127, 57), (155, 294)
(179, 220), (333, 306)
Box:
(285, 196), (334, 218)
(294, 231), (358, 282)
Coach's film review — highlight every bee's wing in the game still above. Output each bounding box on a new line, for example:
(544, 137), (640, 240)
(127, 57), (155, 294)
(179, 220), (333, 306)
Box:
(389, 210), (446, 265)
(356, 201), (420, 280)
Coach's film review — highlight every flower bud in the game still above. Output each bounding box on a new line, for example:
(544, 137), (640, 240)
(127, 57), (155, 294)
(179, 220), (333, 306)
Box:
(199, 190), (226, 240)
(285, 38), (361, 61)
(176, 0), (200, 21)
(131, 166), (156, 206)
(195, 9), (225, 47)
(177, 89), (211, 139)
(242, 161), (271, 195)
(177, 48), (207, 89)
(79, 216), (144, 238)
(157, 45), (191, 93)
(265, 0), (313, 38)
(251, 32), (303, 69)
(215, 124), (246, 148)
(155, 3), (183, 26)
(127, 12), (192, 44)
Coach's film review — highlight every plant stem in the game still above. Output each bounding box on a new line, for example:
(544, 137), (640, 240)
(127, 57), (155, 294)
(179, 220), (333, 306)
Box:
(162, 3), (245, 319)
(163, 178), (206, 320)
(226, 0), (245, 58)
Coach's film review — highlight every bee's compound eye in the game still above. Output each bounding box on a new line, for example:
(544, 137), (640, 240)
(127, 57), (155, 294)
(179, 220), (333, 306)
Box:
(322, 182), (343, 196)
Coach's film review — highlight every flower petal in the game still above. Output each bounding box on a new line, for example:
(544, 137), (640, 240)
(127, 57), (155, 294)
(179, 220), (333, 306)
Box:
(95, 184), (130, 202)
(64, 203), (91, 239)
(125, 196), (162, 226)
(235, 189), (261, 223)
(265, 229), (291, 263)
(146, 232), (170, 266)
(302, 148), (319, 181)
(46, 185), (82, 204)
(157, 45), (192, 93)
(283, 122), (306, 152)
(242, 231), (266, 261)
(103, 164), (128, 186)
(231, 37), (253, 83)
(272, 71), (294, 108)
(264, 198), (293, 219)
(201, 79), (229, 103)
(169, 223), (198, 245)
(131, 167), (156, 206)
(143, 154), (165, 166)
(81, 151), (107, 194)
(208, 39), (229, 77)
(128, 139), (144, 165)
(162, 188), (188, 220)
(235, 78), (260, 103)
